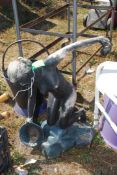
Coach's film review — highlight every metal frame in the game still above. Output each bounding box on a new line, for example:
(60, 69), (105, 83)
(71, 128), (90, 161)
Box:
(11, 0), (115, 85)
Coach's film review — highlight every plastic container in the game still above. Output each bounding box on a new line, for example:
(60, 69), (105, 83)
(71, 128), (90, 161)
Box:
(100, 96), (117, 150)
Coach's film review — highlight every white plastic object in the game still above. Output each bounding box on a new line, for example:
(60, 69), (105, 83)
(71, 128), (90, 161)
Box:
(94, 61), (117, 134)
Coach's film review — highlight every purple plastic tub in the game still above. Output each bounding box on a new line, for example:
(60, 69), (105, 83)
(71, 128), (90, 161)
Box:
(14, 101), (47, 117)
(100, 96), (117, 150)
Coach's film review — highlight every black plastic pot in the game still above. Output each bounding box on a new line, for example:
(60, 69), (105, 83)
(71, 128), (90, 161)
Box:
(2, 39), (49, 114)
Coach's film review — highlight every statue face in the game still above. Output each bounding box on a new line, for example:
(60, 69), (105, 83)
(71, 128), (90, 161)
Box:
(18, 70), (34, 87)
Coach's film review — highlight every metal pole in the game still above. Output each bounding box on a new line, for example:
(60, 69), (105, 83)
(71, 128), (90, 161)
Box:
(109, 1), (115, 42)
(12, 0), (23, 57)
(67, 0), (71, 33)
(72, 0), (77, 85)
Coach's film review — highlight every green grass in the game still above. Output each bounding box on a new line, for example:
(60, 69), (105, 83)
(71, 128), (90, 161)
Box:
(93, 133), (105, 146)
(0, 1), (117, 175)
(11, 151), (25, 165)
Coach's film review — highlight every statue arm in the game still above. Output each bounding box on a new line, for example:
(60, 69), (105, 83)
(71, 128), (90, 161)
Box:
(44, 36), (111, 67)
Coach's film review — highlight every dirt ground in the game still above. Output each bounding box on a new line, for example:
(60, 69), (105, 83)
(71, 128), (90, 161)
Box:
(0, 1), (117, 175)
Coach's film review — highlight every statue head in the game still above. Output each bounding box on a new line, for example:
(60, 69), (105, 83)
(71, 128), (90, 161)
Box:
(7, 57), (33, 85)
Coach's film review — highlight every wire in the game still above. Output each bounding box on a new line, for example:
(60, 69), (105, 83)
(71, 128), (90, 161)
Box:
(2, 39), (49, 73)
(12, 70), (35, 101)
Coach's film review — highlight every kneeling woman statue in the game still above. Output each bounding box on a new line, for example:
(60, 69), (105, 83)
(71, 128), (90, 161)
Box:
(7, 36), (111, 129)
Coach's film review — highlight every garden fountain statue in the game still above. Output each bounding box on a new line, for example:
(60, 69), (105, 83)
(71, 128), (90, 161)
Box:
(4, 36), (111, 156)
(7, 36), (111, 128)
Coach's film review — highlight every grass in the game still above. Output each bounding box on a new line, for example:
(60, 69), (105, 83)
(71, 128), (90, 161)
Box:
(93, 133), (105, 145)
(11, 151), (25, 165)
(0, 1), (117, 174)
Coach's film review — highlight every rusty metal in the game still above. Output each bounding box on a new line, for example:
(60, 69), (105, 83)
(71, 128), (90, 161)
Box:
(20, 4), (69, 29)
(59, 70), (72, 75)
(61, 60), (73, 70)
(60, 46), (103, 75)
(12, 0), (114, 82)
(23, 8), (111, 77)
(76, 46), (102, 74)
(76, 50), (102, 57)
(80, 33), (98, 38)
(28, 33), (70, 60)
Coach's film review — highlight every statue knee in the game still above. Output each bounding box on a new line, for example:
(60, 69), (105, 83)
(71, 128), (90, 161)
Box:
(47, 118), (56, 126)
(58, 117), (69, 129)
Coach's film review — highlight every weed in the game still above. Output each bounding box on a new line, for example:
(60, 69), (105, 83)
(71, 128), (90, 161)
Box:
(11, 151), (25, 165)
(93, 133), (105, 146)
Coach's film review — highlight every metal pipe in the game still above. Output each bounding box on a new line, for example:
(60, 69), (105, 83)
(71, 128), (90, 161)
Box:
(12, 0), (23, 57)
(72, 0), (77, 85)
(67, 0), (71, 33)
(109, 4), (115, 41)
(76, 46), (102, 74)
(28, 35), (68, 60)
(21, 28), (72, 38)
(20, 4), (68, 29)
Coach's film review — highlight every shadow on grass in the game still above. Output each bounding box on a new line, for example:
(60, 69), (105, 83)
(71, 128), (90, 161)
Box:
(7, 98), (117, 175)
(7, 133), (117, 174)
(0, 1), (56, 33)
(24, 0), (47, 8)
(76, 91), (95, 112)
(27, 136), (117, 175)
(62, 144), (117, 175)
